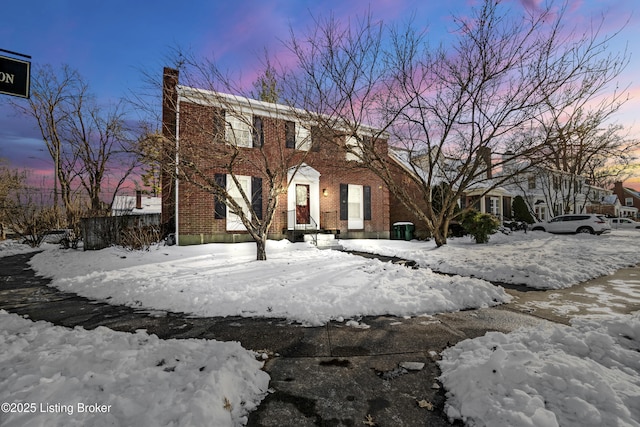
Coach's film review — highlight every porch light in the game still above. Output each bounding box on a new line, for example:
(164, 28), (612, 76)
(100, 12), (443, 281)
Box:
(323, 188), (328, 197)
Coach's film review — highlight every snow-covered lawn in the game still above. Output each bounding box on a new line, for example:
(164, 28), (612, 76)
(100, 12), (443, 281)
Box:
(2, 230), (640, 426)
(0, 310), (269, 427)
(24, 239), (509, 326)
(439, 312), (640, 427)
(341, 230), (640, 289)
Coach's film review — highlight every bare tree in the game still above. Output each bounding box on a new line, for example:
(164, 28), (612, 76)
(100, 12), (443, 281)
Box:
(136, 129), (164, 196)
(251, 57), (282, 103)
(0, 164), (66, 247)
(10, 64), (82, 222)
(0, 161), (26, 240)
(10, 64), (139, 219)
(161, 58), (317, 260)
(508, 164), (596, 219)
(68, 98), (138, 213)
(525, 11), (636, 212)
(283, 1), (631, 246)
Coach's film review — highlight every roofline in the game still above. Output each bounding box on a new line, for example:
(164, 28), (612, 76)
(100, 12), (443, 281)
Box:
(176, 85), (388, 137)
(623, 187), (640, 197)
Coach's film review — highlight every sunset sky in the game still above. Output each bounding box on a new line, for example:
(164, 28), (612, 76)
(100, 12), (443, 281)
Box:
(1, 0), (639, 192)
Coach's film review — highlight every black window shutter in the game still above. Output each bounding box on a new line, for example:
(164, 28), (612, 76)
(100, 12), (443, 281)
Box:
(251, 177), (263, 220)
(340, 184), (348, 221)
(252, 116), (264, 148)
(214, 174), (227, 219)
(213, 109), (225, 140)
(310, 126), (321, 152)
(503, 197), (511, 218)
(363, 185), (371, 220)
(285, 121), (295, 149)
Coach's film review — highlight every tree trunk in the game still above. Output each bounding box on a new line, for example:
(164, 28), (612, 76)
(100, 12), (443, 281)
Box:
(255, 234), (268, 261)
(432, 226), (448, 247)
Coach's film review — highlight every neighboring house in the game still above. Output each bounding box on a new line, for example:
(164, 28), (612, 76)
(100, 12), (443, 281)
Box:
(586, 194), (638, 218)
(386, 148), (435, 239)
(501, 159), (611, 222)
(387, 147), (513, 238)
(111, 191), (162, 216)
(613, 181), (640, 219)
(161, 68), (390, 245)
(460, 183), (513, 221)
(586, 195), (622, 217)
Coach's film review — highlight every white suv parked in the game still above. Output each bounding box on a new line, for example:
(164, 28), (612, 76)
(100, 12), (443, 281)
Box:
(531, 214), (611, 235)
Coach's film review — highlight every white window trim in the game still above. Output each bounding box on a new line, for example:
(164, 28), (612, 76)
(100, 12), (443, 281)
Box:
(345, 136), (363, 162)
(225, 112), (252, 148)
(348, 184), (364, 229)
(489, 197), (500, 216)
(296, 124), (311, 151)
(626, 197), (634, 207)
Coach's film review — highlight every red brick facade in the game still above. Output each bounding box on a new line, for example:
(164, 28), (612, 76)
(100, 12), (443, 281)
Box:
(387, 160), (431, 239)
(161, 68), (390, 245)
(613, 181), (640, 218)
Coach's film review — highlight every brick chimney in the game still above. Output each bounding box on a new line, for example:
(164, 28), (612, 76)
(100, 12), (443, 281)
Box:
(477, 147), (492, 179)
(136, 190), (142, 210)
(162, 67), (179, 227)
(614, 181), (624, 193)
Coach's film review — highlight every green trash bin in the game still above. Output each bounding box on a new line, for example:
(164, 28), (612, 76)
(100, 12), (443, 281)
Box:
(404, 223), (414, 240)
(393, 222), (414, 240)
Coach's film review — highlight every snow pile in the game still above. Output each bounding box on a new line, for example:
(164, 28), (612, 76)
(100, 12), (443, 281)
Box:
(438, 312), (640, 427)
(0, 310), (269, 427)
(25, 240), (509, 326)
(341, 230), (640, 289)
(0, 239), (40, 257)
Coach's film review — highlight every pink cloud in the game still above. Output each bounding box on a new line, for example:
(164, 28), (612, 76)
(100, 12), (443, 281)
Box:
(626, 177), (640, 191)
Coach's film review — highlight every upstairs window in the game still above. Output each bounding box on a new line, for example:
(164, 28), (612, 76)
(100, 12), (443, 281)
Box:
(225, 112), (252, 148)
(626, 197), (634, 206)
(285, 121), (311, 150)
(345, 135), (363, 162)
(527, 176), (536, 190)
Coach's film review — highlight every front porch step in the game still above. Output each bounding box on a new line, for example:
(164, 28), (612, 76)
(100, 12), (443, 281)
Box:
(286, 228), (339, 242)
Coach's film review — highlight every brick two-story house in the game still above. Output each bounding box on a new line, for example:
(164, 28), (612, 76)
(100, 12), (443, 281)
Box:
(612, 181), (640, 219)
(161, 68), (390, 245)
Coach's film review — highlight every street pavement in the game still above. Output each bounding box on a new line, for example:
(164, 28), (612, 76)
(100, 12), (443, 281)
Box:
(1, 251), (638, 426)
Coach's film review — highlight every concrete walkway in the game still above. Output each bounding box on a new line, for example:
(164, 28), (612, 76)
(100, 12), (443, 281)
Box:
(1, 251), (638, 426)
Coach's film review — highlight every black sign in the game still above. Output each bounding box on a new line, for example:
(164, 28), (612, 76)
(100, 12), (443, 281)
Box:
(0, 55), (30, 98)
